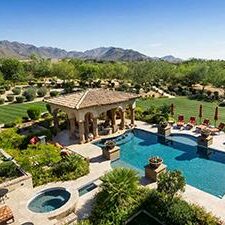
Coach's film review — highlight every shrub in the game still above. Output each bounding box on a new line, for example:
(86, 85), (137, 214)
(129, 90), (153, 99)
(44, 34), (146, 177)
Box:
(6, 94), (14, 102)
(50, 90), (59, 97)
(37, 87), (47, 97)
(16, 96), (25, 103)
(91, 168), (139, 224)
(23, 88), (36, 101)
(157, 170), (185, 198)
(0, 161), (19, 179)
(0, 88), (6, 94)
(37, 82), (43, 88)
(27, 106), (41, 120)
(0, 128), (24, 149)
(52, 154), (89, 180)
(4, 84), (11, 91)
(4, 122), (16, 128)
(12, 87), (21, 95)
(0, 98), (5, 104)
(167, 199), (195, 225)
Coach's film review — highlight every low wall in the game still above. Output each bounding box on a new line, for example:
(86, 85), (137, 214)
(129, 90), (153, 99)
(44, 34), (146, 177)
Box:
(0, 172), (33, 192)
(0, 148), (33, 192)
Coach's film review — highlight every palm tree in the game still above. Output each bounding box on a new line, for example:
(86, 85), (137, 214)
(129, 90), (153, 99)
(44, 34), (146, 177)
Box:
(99, 168), (139, 207)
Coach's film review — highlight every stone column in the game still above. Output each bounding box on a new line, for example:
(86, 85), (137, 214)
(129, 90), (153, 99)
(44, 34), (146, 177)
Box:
(53, 111), (59, 133)
(93, 117), (98, 138)
(111, 109), (117, 133)
(84, 119), (89, 139)
(69, 118), (76, 138)
(120, 110), (126, 130)
(130, 107), (135, 125)
(78, 121), (85, 144)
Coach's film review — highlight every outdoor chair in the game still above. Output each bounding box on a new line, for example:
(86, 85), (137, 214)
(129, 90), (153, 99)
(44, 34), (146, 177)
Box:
(176, 115), (185, 128)
(208, 122), (225, 135)
(0, 205), (14, 224)
(196, 119), (210, 131)
(186, 117), (196, 130)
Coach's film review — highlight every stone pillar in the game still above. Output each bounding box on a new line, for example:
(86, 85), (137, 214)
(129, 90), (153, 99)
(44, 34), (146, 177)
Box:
(53, 111), (59, 133)
(130, 107), (135, 125)
(120, 110), (126, 130)
(111, 109), (117, 133)
(78, 121), (85, 144)
(69, 118), (76, 138)
(84, 119), (90, 139)
(93, 118), (98, 138)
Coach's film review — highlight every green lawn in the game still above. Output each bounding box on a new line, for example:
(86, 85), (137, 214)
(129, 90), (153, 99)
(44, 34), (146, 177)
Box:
(137, 97), (225, 124)
(0, 101), (47, 124)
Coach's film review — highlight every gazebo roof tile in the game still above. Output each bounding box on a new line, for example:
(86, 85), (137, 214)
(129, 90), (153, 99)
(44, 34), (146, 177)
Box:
(45, 88), (138, 109)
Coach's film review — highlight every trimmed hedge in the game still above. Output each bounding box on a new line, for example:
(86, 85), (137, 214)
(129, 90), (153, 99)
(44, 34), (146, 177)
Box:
(37, 87), (47, 97)
(27, 106), (41, 120)
(6, 94), (14, 102)
(0, 88), (6, 94)
(50, 90), (59, 97)
(23, 88), (36, 101)
(12, 87), (21, 95)
(16, 96), (25, 103)
(0, 98), (5, 104)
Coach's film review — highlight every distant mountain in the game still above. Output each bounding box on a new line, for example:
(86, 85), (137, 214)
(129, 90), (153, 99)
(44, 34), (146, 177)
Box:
(160, 55), (182, 63)
(0, 40), (181, 62)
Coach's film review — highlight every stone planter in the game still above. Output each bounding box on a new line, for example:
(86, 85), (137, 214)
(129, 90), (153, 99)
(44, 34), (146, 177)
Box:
(158, 125), (171, 136)
(197, 135), (213, 147)
(145, 163), (167, 182)
(102, 146), (120, 161)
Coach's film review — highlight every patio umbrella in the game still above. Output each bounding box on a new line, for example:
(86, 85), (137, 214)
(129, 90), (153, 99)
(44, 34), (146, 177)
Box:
(199, 104), (203, 123)
(214, 106), (219, 126)
(170, 103), (174, 117)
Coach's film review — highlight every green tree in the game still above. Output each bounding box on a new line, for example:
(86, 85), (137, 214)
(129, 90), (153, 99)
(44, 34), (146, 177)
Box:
(51, 61), (76, 81)
(0, 58), (25, 81)
(157, 170), (185, 199)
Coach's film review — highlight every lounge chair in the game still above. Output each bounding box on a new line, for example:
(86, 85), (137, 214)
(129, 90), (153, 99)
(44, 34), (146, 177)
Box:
(186, 117), (196, 129)
(177, 115), (185, 128)
(0, 206), (14, 224)
(208, 122), (225, 135)
(196, 119), (210, 131)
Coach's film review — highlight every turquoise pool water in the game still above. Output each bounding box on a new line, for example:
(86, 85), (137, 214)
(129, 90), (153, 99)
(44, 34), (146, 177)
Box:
(95, 129), (225, 198)
(28, 188), (71, 213)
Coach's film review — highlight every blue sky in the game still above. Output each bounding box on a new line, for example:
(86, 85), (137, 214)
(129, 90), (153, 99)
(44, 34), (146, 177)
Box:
(1, 0), (225, 59)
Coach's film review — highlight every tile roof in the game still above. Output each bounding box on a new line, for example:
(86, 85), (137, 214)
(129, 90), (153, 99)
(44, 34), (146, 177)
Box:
(45, 88), (138, 109)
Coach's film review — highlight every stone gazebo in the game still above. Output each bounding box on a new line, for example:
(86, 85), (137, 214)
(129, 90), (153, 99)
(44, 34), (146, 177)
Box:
(45, 89), (138, 144)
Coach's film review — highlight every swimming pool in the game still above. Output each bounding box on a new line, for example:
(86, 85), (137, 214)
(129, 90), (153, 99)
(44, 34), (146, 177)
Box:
(94, 129), (225, 198)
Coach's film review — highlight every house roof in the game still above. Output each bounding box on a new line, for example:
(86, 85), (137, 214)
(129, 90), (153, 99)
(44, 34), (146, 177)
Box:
(45, 88), (138, 109)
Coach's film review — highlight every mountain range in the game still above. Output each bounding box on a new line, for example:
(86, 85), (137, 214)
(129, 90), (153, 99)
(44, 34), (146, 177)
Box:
(0, 40), (182, 62)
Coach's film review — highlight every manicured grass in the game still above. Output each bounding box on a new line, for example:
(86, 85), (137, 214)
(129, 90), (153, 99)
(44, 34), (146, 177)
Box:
(137, 97), (225, 124)
(0, 101), (47, 124)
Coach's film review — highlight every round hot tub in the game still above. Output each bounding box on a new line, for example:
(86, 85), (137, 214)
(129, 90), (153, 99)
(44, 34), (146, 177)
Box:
(28, 187), (71, 213)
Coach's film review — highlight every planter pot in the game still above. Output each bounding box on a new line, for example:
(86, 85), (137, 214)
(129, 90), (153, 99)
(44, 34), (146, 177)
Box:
(158, 126), (171, 136)
(149, 159), (163, 169)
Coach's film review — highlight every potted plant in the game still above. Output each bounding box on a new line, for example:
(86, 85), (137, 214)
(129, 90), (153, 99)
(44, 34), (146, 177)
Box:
(159, 121), (168, 128)
(105, 140), (116, 150)
(201, 128), (210, 138)
(149, 156), (163, 168)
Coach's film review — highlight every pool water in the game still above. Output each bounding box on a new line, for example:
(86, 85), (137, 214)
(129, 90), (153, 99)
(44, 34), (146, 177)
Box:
(28, 188), (71, 213)
(95, 129), (225, 198)
(78, 183), (97, 196)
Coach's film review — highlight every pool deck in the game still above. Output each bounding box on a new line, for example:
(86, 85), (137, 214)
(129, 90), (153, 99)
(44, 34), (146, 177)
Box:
(3, 120), (225, 224)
